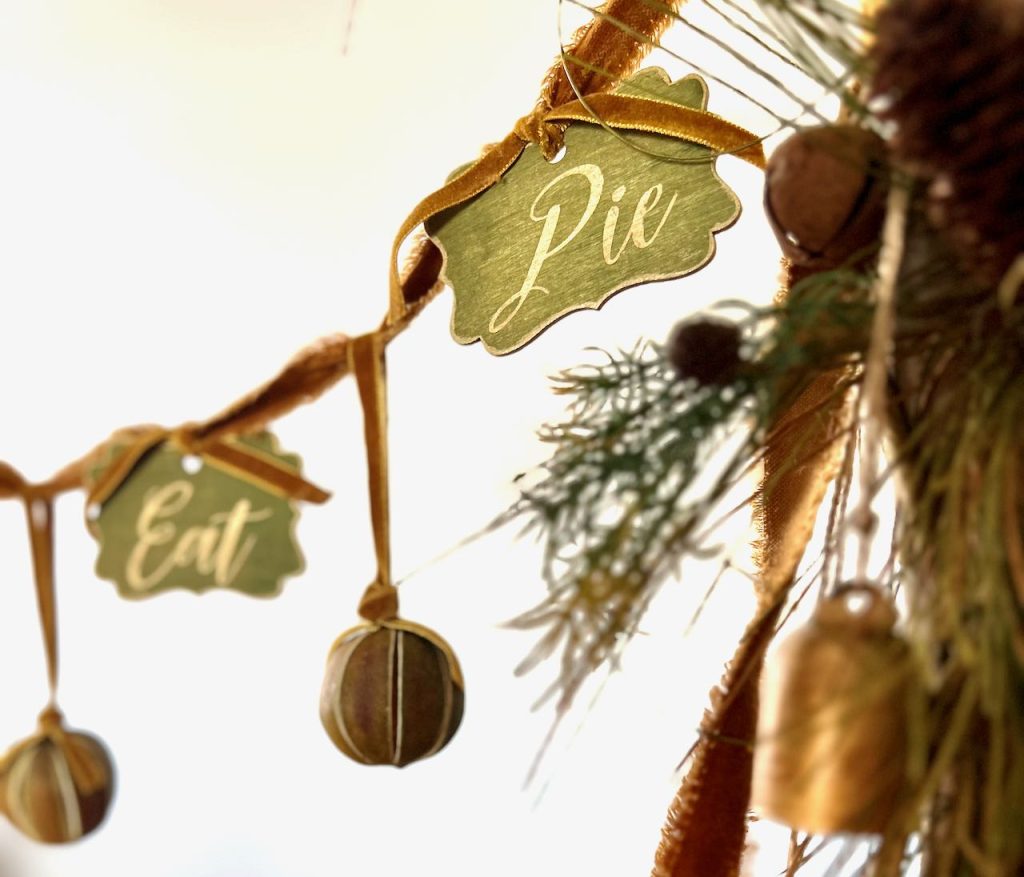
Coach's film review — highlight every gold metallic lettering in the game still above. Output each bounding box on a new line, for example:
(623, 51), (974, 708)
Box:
(125, 480), (271, 591)
(490, 164), (604, 333)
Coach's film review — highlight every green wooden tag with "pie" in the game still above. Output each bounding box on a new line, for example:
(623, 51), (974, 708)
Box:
(88, 433), (306, 599)
(426, 69), (743, 355)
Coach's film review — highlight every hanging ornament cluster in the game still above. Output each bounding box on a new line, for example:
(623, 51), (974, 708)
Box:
(3, 0), (1023, 874)
(2, 0), (734, 845)
(318, 332), (464, 768)
(493, 2), (1024, 875)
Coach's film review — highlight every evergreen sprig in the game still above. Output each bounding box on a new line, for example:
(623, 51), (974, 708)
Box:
(508, 280), (875, 713)
(509, 342), (761, 711)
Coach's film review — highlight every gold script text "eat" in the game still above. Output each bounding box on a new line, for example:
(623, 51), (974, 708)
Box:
(490, 163), (679, 333)
(125, 480), (272, 591)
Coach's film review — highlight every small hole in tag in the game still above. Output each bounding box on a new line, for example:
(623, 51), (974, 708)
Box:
(843, 590), (872, 616)
(85, 504), (102, 522)
(547, 145), (567, 164)
(181, 455), (203, 475)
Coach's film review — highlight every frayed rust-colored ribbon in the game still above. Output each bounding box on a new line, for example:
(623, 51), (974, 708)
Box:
(385, 91), (766, 325)
(651, 368), (853, 877)
(651, 261), (856, 877)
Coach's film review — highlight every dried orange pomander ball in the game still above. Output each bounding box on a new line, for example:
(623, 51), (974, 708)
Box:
(764, 124), (888, 269)
(320, 619), (464, 767)
(0, 710), (116, 844)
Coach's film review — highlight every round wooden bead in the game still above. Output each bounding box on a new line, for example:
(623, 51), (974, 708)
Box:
(764, 125), (888, 269)
(319, 619), (464, 767)
(667, 318), (742, 386)
(0, 717), (115, 844)
(752, 584), (918, 835)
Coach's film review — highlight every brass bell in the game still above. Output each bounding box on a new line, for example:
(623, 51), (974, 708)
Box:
(752, 584), (919, 835)
(0, 709), (116, 844)
(320, 618), (464, 767)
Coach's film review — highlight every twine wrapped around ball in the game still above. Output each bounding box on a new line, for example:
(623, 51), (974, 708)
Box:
(320, 618), (464, 767)
(0, 708), (116, 844)
(751, 584), (920, 835)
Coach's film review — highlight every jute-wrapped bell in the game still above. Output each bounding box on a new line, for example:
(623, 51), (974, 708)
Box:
(752, 584), (918, 835)
(320, 618), (464, 767)
(0, 710), (116, 844)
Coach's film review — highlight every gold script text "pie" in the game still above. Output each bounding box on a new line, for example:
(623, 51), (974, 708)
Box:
(489, 163), (678, 333)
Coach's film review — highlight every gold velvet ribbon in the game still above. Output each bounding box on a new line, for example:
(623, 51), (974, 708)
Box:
(0, 470), (108, 792)
(386, 92), (766, 325)
(85, 425), (331, 509)
(0, 468), (62, 705)
(24, 489), (59, 706)
(348, 333), (399, 623)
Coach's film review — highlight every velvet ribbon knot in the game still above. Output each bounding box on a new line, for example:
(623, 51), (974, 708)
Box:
(34, 707), (108, 794)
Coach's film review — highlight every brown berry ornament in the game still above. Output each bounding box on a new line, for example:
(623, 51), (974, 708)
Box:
(752, 584), (921, 835)
(764, 125), (888, 269)
(667, 318), (742, 386)
(0, 709), (116, 844)
(320, 618), (464, 767)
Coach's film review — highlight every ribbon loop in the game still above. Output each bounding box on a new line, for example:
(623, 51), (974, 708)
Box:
(349, 332), (399, 622)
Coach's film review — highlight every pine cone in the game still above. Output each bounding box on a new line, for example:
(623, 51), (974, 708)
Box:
(871, 0), (1024, 285)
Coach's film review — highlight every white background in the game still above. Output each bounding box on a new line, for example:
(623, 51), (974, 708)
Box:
(0, 2), (832, 875)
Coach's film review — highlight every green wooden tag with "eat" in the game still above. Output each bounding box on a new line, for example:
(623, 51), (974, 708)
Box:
(88, 433), (305, 599)
(426, 69), (742, 355)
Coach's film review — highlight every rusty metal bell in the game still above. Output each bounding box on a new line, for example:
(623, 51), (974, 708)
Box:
(752, 584), (919, 835)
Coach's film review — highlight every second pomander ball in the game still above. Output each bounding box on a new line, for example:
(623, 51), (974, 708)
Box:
(320, 619), (464, 767)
